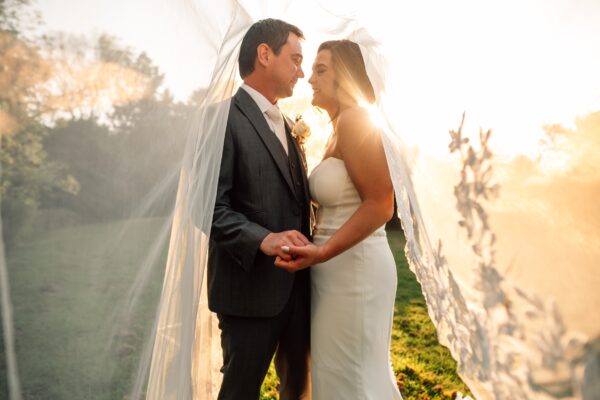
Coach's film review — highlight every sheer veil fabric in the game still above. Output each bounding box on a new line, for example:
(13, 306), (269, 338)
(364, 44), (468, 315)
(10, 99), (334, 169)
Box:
(144, 1), (600, 399)
(1, 1), (599, 400)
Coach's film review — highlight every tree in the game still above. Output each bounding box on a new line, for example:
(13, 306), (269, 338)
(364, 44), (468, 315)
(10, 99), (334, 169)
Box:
(1, 121), (79, 243)
(0, 0), (40, 35)
(42, 117), (118, 220)
(1, 1), (77, 243)
(37, 33), (157, 121)
(542, 111), (600, 178)
(0, 31), (51, 135)
(42, 47), (189, 221)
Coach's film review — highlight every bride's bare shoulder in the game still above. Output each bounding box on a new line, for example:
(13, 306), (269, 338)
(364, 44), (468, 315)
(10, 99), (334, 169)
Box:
(338, 106), (370, 125)
(336, 106), (376, 142)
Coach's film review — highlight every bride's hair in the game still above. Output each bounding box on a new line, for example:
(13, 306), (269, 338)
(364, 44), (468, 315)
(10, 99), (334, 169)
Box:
(239, 18), (304, 79)
(317, 40), (376, 105)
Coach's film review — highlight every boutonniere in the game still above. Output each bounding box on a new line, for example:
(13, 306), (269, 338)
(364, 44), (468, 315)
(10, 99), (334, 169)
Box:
(291, 115), (311, 148)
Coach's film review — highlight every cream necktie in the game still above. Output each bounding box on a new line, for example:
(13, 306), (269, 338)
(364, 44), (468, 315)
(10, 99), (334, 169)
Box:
(265, 104), (288, 155)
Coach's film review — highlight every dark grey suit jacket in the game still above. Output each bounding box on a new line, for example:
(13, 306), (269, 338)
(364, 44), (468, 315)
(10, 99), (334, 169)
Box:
(207, 88), (311, 317)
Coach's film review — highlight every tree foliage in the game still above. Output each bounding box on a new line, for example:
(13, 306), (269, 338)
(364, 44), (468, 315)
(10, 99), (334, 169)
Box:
(1, 5), (199, 245)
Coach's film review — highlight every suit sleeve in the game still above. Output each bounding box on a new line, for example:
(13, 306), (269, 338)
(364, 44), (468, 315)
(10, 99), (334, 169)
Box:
(210, 124), (271, 272)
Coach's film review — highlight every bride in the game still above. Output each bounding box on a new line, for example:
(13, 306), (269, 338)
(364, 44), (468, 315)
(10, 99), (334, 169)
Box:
(275, 40), (403, 400)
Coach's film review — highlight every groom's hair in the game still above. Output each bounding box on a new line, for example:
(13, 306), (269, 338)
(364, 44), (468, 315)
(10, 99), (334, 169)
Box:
(239, 18), (304, 78)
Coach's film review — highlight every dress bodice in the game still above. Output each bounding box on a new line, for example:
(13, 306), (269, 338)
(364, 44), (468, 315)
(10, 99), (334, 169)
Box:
(309, 157), (385, 235)
(308, 156), (400, 400)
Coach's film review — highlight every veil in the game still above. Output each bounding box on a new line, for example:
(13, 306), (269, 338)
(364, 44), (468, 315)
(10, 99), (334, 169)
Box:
(1, 0), (599, 399)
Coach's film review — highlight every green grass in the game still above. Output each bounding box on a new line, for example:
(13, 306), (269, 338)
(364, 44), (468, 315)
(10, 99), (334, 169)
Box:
(387, 232), (470, 400)
(1, 218), (167, 399)
(260, 231), (471, 400)
(1, 222), (470, 399)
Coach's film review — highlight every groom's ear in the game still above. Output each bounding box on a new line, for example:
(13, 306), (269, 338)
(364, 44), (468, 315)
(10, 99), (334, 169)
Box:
(256, 43), (271, 68)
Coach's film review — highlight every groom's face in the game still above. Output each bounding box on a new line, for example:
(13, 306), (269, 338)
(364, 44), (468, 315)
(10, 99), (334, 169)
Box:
(268, 33), (304, 99)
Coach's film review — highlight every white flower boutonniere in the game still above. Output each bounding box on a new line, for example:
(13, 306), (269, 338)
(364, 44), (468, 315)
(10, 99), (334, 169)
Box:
(291, 115), (311, 147)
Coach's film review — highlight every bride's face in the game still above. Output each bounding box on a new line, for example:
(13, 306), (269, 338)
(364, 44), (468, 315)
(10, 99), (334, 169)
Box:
(308, 50), (337, 110)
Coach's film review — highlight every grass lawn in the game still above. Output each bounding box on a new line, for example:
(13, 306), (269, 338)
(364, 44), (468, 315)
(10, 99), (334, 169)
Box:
(1, 221), (470, 399)
(1, 218), (167, 400)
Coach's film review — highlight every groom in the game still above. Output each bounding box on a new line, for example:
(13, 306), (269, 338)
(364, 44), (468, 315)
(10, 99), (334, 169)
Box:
(207, 19), (312, 400)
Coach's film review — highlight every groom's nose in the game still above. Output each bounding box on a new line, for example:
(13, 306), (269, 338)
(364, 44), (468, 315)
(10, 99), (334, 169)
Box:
(297, 65), (305, 79)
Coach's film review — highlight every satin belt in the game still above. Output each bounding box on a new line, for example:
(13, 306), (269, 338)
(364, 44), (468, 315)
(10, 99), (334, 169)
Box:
(313, 228), (387, 237)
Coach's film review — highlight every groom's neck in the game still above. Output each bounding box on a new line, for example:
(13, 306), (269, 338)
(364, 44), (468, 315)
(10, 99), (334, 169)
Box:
(244, 77), (278, 104)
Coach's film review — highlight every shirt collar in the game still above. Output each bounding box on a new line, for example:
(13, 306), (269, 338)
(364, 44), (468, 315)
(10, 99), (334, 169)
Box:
(241, 83), (278, 114)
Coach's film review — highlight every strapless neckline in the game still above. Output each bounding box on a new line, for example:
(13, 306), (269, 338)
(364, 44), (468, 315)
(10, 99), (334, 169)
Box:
(321, 157), (343, 163)
(312, 157), (343, 174)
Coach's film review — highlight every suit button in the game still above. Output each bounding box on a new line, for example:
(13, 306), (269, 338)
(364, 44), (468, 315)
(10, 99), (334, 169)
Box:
(291, 162), (296, 168)
(296, 181), (301, 186)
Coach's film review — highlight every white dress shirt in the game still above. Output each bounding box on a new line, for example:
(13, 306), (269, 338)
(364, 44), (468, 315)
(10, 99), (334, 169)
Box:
(241, 83), (288, 155)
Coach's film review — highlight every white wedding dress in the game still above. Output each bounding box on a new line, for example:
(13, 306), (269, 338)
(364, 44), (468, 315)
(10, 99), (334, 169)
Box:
(309, 156), (403, 400)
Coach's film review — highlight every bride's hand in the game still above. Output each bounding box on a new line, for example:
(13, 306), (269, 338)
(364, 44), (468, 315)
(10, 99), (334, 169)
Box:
(274, 243), (325, 272)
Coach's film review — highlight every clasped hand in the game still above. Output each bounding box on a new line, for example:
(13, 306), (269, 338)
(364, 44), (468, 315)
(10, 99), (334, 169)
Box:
(275, 242), (325, 272)
(259, 230), (324, 272)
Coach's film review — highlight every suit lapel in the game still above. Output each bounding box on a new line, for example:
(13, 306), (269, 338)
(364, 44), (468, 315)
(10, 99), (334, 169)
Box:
(285, 120), (311, 206)
(233, 89), (295, 195)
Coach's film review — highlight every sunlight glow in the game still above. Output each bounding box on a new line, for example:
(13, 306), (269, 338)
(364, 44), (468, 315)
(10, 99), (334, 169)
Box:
(359, 99), (385, 130)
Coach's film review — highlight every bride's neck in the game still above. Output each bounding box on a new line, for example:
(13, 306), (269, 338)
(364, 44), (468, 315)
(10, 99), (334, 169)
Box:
(326, 88), (357, 121)
(326, 101), (356, 125)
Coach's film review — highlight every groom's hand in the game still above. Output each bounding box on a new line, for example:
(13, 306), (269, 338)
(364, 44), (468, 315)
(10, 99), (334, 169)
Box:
(274, 244), (323, 272)
(260, 230), (310, 261)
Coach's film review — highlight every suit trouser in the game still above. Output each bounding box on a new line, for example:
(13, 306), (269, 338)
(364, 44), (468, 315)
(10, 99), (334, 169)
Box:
(216, 273), (310, 400)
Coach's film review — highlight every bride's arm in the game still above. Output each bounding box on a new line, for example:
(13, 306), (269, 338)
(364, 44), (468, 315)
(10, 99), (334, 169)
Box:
(318, 108), (394, 257)
(276, 107), (394, 271)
